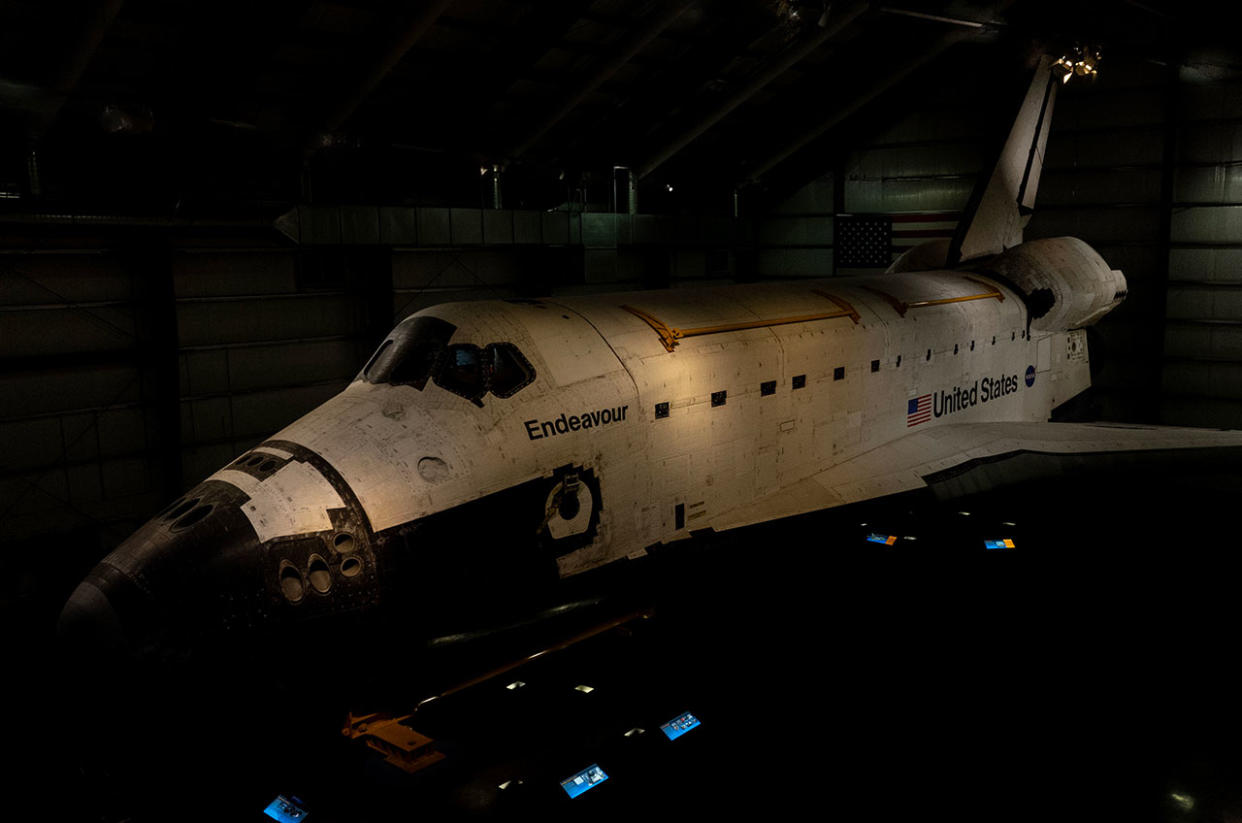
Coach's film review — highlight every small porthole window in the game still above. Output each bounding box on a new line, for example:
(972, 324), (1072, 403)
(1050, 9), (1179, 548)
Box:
(165, 497), (199, 522)
(833, 367), (845, 381)
(711, 390), (727, 407)
(970, 340), (975, 351)
(792, 375), (806, 390)
(655, 402), (669, 419)
(992, 336), (996, 345)
(761, 380), (776, 396)
(926, 349), (932, 361)
(158, 497), (186, 518)
(953, 344), (959, 355)
(172, 504), (213, 531)
(871, 360), (880, 373)
(896, 355), (902, 367)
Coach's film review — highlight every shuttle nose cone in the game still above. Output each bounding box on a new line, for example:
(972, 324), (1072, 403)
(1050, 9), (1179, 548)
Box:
(58, 576), (127, 654)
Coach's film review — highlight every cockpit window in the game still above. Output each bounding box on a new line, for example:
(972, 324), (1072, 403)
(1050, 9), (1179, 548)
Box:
(363, 316), (457, 389)
(434, 344), (486, 403)
(362, 316), (536, 404)
(486, 343), (535, 397)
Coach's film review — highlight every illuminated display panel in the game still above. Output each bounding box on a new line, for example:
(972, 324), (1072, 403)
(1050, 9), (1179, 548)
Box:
(264, 796), (309, 823)
(660, 711), (701, 741)
(561, 764), (609, 799)
(866, 533), (898, 546)
(984, 539), (1016, 550)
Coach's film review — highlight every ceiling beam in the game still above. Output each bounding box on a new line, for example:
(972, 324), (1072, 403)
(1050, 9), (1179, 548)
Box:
(508, 0), (696, 159)
(311, 0), (454, 146)
(28, 0), (124, 139)
(743, 28), (976, 183)
(634, 1), (871, 180)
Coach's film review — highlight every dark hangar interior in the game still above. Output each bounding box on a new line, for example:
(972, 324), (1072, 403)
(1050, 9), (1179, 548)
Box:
(3, 1), (1241, 820)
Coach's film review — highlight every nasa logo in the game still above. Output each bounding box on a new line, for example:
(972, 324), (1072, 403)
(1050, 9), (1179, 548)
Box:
(1025, 365), (1036, 388)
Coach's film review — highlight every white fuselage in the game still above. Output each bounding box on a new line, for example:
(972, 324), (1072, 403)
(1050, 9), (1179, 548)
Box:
(247, 250), (1095, 580)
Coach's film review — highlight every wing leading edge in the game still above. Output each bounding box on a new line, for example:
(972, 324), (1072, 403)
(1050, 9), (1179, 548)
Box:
(709, 422), (1242, 532)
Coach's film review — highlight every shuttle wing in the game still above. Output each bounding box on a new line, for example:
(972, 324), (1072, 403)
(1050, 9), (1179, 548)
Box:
(709, 422), (1242, 532)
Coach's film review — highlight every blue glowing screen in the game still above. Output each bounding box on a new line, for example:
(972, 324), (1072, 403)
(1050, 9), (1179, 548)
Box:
(984, 538), (1015, 550)
(561, 764), (609, 799)
(660, 711), (701, 741)
(264, 796), (309, 823)
(866, 533), (896, 545)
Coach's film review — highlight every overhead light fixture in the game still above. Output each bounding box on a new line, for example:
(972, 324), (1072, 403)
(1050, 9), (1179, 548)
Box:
(1053, 45), (1102, 84)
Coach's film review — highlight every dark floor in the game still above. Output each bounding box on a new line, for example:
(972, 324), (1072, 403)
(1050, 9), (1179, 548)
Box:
(8, 455), (1242, 822)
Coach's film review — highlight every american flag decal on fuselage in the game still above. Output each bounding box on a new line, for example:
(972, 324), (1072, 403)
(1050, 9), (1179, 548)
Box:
(907, 394), (932, 427)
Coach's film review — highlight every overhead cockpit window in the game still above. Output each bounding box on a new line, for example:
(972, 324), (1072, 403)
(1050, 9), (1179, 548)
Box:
(486, 343), (535, 398)
(363, 316), (457, 389)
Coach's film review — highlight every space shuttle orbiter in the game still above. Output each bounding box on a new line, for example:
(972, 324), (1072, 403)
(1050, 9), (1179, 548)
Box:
(60, 56), (1242, 653)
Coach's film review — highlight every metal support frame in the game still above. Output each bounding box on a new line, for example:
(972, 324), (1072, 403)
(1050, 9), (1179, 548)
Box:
(130, 240), (184, 497)
(745, 27), (977, 183)
(342, 607), (653, 773)
(509, 0), (695, 158)
(635, 2), (871, 180)
(1153, 53), (1181, 422)
(28, 0), (124, 139)
(315, 0), (454, 140)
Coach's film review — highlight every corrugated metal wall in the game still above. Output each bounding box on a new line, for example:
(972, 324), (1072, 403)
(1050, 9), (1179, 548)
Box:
(0, 249), (382, 556)
(174, 251), (375, 484)
(1164, 76), (1242, 427)
(1, 252), (157, 556)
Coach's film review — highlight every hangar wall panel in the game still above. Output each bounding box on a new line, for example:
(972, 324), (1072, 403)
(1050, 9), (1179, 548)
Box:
(1161, 77), (1242, 427)
(173, 250), (377, 489)
(0, 253), (163, 548)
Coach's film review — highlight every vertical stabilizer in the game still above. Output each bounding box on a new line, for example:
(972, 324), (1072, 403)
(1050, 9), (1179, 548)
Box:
(948, 55), (1057, 265)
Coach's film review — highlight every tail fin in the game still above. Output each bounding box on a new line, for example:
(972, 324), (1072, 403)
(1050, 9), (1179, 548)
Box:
(947, 55), (1058, 266)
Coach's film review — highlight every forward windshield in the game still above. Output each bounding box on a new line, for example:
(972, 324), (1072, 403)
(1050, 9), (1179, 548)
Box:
(362, 317), (536, 404)
(362, 316), (457, 389)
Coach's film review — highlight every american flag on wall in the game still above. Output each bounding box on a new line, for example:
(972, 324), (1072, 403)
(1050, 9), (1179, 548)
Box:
(890, 212), (961, 255)
(907, 394), (932, 427)
(836, 212), (962, 269)
(836, 215), (892, 266)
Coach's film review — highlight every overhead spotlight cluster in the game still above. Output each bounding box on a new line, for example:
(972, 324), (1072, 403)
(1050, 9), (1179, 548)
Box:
(772, 0), (832, 28)
(1053, 45), (1101, 84)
